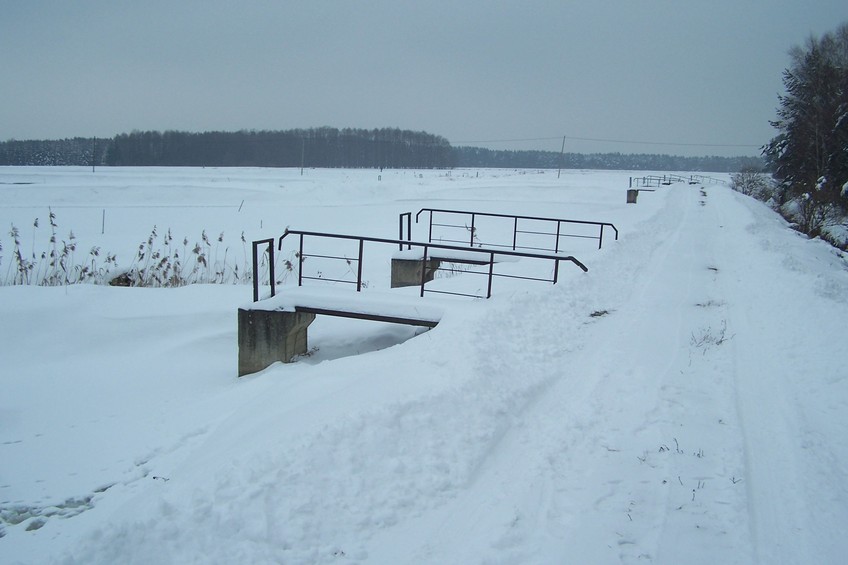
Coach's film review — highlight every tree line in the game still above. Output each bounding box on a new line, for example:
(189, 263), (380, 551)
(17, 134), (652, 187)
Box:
(0, 128), (455, 169)
(761, 22), (848, 238)
(1, 128), (762, 172)
(0, 137), (103, 166)
(453, 146), (762, 172)
(103, 128), (454, 169)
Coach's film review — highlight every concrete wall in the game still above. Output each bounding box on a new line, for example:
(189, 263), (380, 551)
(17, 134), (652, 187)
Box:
(390, 258), (441, 288)
(238, 308), (316, 376)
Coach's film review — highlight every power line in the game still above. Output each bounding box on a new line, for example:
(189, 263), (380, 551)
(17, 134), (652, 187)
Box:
(454, 136), (564, 144)
(569, 136), (761, 148)
(453, 135), (762, 149)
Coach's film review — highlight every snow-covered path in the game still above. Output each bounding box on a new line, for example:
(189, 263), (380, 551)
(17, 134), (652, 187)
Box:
(365, 183), (755, 564)
(2, 168), (847, 564)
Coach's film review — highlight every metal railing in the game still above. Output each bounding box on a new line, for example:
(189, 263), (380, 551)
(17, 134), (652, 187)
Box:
(688, 174), (729, 186)
(404, 208), (618, 252)
(630, 174), (723, 188)
(629, 175), (678, 188)
(250, 229), (588, 302)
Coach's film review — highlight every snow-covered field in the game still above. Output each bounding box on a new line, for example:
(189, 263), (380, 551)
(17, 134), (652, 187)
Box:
(1, 166), (847, 564)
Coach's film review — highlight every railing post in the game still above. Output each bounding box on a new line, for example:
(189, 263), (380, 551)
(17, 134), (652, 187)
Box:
(513, 217), (518, 250)
(428, 210), (434, 243)
(599, 224), (604, 250)
(252, 241), (260, 302)
(356, 239), (364, 292)
(268, 240), (276, 298)
(398, 212), (412, 250)
(470, 213), (476, 246)
(553, 258), (560, 284)
(252, 239), (274, 302)
(420, 245), (429, 297)
(555, 221), (561, 253)
(487, 251), (495, 298)
(298, 234), (304, 287)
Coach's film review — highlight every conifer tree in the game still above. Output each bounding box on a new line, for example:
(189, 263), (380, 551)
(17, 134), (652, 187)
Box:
(765, 23), (848, 235)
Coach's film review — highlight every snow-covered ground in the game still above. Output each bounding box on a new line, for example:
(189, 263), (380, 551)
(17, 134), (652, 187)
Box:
(1, 167), (847, 564)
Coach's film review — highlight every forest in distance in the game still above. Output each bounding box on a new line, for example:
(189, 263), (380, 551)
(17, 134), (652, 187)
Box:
(0, 127), (763, 172)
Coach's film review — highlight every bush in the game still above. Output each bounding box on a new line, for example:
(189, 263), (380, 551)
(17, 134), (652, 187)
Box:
(730, 167), (777, 204)
(1, 211), (265, 287)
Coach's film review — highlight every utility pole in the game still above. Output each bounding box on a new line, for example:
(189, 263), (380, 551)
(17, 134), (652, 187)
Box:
(557, 135), (566, 179)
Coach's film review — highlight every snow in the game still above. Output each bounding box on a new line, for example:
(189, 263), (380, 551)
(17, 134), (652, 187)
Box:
(1, 166), (848, 564)
(392, 247), (522, 263)
(249, 286), (445, 326)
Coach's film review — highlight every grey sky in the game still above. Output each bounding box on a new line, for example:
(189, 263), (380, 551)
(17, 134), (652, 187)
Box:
(2, 1), (846, 157)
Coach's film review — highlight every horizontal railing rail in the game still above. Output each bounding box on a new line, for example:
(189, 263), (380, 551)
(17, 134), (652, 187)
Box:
(407, 208), (618, 252)
(248, 229), (588, 302)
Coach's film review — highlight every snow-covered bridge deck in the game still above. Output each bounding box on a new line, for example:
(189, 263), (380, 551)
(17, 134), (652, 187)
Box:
(250, 286), (444, 327)
(238, 287), (445, 376)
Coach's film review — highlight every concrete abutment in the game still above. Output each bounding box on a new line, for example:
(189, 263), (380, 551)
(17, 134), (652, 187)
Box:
(238, 308), (316, 376)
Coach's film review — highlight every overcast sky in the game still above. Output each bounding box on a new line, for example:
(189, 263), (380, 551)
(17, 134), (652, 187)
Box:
(2, 1), (846, 157)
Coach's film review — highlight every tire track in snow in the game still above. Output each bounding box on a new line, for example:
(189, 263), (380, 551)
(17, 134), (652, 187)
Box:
(648, 186), (753, 564)
(542, 183), (715, 563)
